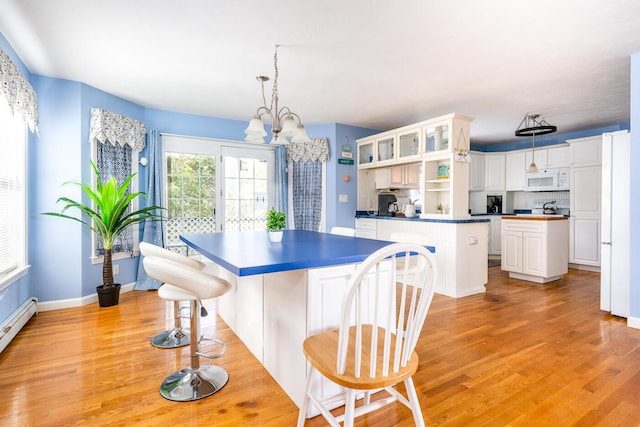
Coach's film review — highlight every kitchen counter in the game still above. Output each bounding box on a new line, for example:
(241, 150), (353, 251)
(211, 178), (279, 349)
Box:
(502, 215), (569, 221)
(356, 213), (489, 224)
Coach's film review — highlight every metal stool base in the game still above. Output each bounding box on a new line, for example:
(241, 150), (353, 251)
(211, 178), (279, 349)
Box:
(151, 328), (189, 349)
(160, 365), (229, 401)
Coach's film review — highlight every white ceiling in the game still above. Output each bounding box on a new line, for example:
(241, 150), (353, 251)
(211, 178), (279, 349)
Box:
(1, 0), (639, 144)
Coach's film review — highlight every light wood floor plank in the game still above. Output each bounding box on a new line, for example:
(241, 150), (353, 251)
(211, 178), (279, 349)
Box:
(1, 266), (640, 426)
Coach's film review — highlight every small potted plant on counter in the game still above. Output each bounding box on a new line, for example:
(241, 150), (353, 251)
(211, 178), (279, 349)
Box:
(43, 161), (164, 307)
(266, 208), (286, 243)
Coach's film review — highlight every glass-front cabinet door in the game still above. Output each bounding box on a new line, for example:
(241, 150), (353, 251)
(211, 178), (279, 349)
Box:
(424, 123), (450, 153)
(397, 127), (421, 161)
(358, 139), (375, 167)
(376, 135), (396, 164)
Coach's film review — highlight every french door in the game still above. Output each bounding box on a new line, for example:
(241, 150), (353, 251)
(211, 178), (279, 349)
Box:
(162, 135), (275, 254)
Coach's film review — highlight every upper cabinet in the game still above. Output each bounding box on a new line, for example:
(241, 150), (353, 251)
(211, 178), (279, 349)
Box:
(397, 127), (422, 162)
(357, 113), (474, 169)
(484, 153), (505, 191)
(506, 151), (526, 191)
(567, 136), (602, 167)
(469, 152), (485, 191)
(524, 145), (569, 169)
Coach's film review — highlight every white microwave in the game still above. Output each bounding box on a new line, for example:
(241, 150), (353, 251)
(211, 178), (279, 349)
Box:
(524, 167), (570, 192)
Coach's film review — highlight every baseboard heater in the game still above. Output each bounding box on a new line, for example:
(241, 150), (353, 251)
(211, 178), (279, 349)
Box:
(0, 297), (38, 354)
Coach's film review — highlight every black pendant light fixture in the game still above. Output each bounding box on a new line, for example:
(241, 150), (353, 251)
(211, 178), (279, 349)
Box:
(515, 113), (557, 173)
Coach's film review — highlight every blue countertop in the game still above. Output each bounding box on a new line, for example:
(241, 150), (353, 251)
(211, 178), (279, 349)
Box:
(181, 230), (436, 277)
(355, 213), (489, 223)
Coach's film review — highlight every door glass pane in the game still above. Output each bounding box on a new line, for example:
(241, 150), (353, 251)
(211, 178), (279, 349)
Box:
(225, 157), (269, 231)
(165, 152), (216, 255)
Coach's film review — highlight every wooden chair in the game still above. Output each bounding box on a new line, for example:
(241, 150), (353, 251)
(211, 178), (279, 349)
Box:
(330, 226), (356, 237)
(390, 232), (430, 289)
(297, 242), (437, 426)
(139, 242), (206, 348)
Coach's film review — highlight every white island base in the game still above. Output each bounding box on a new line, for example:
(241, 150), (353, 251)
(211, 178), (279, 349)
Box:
(217, 262), (389, 416)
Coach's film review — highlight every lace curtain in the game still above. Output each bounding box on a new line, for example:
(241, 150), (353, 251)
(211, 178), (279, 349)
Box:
(0, 47), (39, 133)
(287, 138), (328, 231)
(89, 108), (146, 257)
(89, 108), (146, 152)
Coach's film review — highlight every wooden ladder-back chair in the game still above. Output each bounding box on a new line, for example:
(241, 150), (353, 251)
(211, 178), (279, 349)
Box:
(298, 242), (437, 427)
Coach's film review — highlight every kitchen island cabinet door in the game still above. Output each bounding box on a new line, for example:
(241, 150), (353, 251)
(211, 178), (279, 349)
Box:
(502, 231), (522, 272)
(522, 232), (545, 277)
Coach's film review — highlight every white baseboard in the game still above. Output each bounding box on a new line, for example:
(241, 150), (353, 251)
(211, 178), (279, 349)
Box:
(568, 263), (601, 272)
(627, 316), (640, 330)
(38, 282), (136, 312)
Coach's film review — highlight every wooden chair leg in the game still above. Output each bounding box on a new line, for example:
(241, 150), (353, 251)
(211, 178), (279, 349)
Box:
(297, 367), (314, 427)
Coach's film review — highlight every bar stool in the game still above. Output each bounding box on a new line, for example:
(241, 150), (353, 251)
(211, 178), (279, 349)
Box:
(139, 242), (206, 349)
(143, 255), (232, 401)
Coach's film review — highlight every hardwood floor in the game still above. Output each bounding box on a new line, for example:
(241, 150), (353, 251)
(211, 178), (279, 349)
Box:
(2, 267), (639, 426)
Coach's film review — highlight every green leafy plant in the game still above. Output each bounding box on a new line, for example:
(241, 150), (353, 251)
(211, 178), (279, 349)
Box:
(437, 203), (443, 211)
(43, 161), (164, 288)
(266, 208), (286, 232)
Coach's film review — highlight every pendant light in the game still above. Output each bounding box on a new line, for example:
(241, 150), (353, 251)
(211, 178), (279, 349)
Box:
(515, 113), (557, 173)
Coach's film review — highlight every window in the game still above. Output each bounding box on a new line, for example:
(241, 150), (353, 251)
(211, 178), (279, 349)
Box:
(91, 141), (140, 262)
(0, 95), (27, 288)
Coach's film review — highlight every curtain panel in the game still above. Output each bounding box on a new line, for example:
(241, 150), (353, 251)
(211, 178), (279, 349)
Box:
(89, 107), (146, 152)
(0, 47), (39, 133)
(287, 138), (328, 231)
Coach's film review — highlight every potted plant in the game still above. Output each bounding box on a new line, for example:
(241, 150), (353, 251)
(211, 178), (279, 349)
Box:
(436, 203), (443, 214)
(43, 161), (163, 307)
(266, 208), (286, 243)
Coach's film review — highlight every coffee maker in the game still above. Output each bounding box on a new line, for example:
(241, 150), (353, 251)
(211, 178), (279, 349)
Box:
(378, 193), (398, 216)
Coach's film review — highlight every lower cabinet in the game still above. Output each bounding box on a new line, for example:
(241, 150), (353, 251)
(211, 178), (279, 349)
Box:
(355, 218), (377, 238)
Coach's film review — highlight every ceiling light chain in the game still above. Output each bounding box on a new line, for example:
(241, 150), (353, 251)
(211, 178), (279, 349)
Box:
(244, 45), (310, 145)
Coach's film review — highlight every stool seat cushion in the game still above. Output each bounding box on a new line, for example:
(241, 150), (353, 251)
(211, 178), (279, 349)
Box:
(143, 256), (232, 300)
(158, 284), (198, 301)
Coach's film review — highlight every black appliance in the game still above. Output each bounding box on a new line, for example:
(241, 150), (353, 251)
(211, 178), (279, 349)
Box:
(378, 193), (398, 216)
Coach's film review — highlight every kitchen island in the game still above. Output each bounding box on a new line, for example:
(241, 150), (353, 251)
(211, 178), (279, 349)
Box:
(180, 230), (435, 413)
(501, 215), (569, 283)
(356, 214), (490, 298)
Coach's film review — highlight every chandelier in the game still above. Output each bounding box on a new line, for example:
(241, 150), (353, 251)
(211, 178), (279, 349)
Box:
(515, 113), (557, 173)
(244, 45), (310, 145)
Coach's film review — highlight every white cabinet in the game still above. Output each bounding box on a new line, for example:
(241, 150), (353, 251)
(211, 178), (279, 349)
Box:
(490, 217), (502, 255)
(525, 148), (547, 171)
(524, 145), (569, 170)
(501, 218), (569, 283)
(421, 154), (469, 218)
(546, 145), (570, 168)
(374, 163), (420, 189)
(569, 166), (601, 266)
(355, 217), (377, 239)
(375, 134), (396, 164)
(357, 139), (375, 168)
(568, 135), (602, 167)
(390, 163), (421, 188)
(568, 135), (602, 267)
(484, 154), (505, 191)
(469, 152), (484, 191)
(397, 127), (422, 162)
(505, 151), (526, 191)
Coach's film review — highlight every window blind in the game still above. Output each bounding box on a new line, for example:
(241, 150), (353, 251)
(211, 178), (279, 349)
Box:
(0, 96), (26, 275)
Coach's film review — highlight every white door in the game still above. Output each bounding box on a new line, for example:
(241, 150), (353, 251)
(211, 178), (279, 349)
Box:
(569, 166), (601, 265)
(221, 146), (275, 232)
(163, 135), (275, 253)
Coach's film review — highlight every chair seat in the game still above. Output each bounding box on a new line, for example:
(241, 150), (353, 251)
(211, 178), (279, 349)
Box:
(158, 283), (197, 301)
(303, 325), (419, 390)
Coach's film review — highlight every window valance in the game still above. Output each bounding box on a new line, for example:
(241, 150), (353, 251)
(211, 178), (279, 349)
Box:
(286, 137), (329, 163)
(0, 48), (39, 133)
(89, 108), (146, 152)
